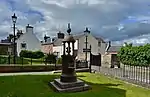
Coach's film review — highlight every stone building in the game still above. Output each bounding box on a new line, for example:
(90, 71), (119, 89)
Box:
(101, 41), (121, 68)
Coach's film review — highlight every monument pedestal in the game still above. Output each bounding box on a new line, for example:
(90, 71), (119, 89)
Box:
(50, 79), (91, 92)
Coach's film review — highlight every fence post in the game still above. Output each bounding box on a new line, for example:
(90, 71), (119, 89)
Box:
(146, 66), (148, 84)
(129, 65), (131, 79)
(137, 66), (139, 82)
(123, 64), (125, 77)
(31, 57), (32, 65)
(134, 65), (136, 82)
(8, 55), (10, 65)
(22, 57), (23, 66)
(140, 66), (142, 83)
(148, 66), (150, 84)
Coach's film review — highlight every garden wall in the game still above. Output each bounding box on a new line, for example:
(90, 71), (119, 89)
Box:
(0, 65), (61, 73)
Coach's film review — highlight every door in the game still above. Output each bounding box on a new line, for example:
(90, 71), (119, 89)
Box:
(90, 53), (101, 66)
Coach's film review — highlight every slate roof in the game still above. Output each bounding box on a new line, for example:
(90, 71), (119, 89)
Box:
(107, 46), (122, 52)
(44, 32), (105, 46)
(95, 37), (105, 43)
(53, 38), (63, 46)
(0, 42), (12, 45)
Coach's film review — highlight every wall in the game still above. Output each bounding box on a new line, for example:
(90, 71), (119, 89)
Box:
(77, 33), (104, 61)
(41, 44), (53, 54)
(53, 46), (63, 57)
(0, 65), (61, 73)
(100, 42), (107, 55)
(0, 44), (13, 55)
(101, 54), (111, 67)
(16, 31), (41, 56)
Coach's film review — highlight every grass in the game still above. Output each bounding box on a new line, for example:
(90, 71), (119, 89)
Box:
(0, 73), (150, 97)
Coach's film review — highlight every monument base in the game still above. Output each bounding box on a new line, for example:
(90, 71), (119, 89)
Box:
(49, 79), (91, 92)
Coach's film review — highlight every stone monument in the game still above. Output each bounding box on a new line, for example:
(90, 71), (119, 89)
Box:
(50, 23), (91, 92)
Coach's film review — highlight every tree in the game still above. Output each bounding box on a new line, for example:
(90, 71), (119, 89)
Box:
(117, 44), (150, 66)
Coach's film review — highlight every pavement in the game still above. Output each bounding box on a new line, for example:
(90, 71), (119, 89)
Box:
(0, 68), (89, 76)
(0, 71), (54, 76)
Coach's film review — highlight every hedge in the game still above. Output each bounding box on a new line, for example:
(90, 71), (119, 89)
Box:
(0, 56), (28, 64)
(44, 53), (57, 64)
(20, 50), (44, 59)
(117, 43), (150, 66)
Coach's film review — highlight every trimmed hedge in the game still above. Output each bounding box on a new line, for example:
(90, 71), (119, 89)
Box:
(0, 56), (28, 64)
(20, 50), (44, 59)
(117, 43), (150, 66)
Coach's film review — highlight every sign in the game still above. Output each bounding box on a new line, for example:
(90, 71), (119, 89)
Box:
(83, 48), (91, 52)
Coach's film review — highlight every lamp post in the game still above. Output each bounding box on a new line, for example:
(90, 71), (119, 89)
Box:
(84, 27), (90, 68)
(12, 13), (17, 64)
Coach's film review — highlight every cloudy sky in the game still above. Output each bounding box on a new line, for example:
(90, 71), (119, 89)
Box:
(1, 0), (150, 45)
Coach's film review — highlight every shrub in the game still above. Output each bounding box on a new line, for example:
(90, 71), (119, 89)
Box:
(56, 57), (62, 64)
(20, 50), (44, 59)
(45, 53), (56, 64)
(0, 56), (7, 64)
(0, 56), (28, 64)
(117, 43), (150, 66)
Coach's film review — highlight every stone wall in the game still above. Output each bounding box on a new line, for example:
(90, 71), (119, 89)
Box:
(101, 54), (111, 67)
(0, 65), (61, 73)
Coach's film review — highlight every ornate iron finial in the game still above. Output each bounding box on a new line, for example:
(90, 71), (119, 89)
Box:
(67, 23), (71, 35)
(84, 27), (90, 33)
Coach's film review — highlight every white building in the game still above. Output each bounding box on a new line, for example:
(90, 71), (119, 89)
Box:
(16, 24), (41, 56)
(50, 31), (106, 61)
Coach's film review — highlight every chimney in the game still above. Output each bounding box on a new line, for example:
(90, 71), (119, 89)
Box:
(108, 41), (111, 47)
(105, 41), (111, 52)
(57, 31), (64, 39)
(44, 35), (50, 43)
(52, 38), (55, 42)
(26, 24), (33, 33)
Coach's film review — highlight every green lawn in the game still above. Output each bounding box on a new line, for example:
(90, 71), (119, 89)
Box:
(0, 73), (150, 97)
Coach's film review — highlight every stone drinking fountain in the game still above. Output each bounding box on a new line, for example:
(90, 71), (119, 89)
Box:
(50, 23), (91, 92)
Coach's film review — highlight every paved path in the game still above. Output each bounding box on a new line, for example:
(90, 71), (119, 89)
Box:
(0, 71), (54, 76)
(0, 68), (89, 76)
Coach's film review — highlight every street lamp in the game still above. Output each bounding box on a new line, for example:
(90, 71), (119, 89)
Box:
(12, 13), (17, 64)
(84, 27), (90, 68)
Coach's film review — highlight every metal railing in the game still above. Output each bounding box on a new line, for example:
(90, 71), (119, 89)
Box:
(92, 65), (150, 88)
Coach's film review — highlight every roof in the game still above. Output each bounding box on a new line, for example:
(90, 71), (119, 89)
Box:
(95, 37), (105, 43)
(73, 33), (85, 40)
(45, 32), (105, 46)
(53, 38), (63, 46)
(0, 43), (12, 46)
(107, 46), (122, 52)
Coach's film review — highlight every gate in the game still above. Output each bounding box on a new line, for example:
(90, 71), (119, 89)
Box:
(90, 53), (101, 66)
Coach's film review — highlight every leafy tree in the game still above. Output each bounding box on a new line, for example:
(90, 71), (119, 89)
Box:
(117, 43), (150, 66)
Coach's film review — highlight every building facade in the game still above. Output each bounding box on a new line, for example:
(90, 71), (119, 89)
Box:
(101, 41), (121, 68)
(16, 24), (41, 56)
(41, 30), (106, 61)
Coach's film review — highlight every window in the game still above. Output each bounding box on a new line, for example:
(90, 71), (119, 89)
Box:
(98, 41), (101, 47)
(21, 43), (26, 49)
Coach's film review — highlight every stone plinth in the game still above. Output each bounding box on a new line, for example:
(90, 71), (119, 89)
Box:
(50, 79), (91, 92)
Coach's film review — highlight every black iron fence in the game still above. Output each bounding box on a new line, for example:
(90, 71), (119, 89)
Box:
(92, 64), (150, 88)
(0, 55), (58, 66)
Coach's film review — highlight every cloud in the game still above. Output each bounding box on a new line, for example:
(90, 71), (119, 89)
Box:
(1, 0), (150, 45)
